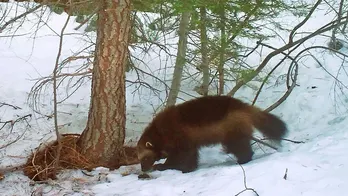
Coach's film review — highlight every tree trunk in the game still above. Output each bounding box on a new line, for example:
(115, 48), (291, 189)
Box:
(200, 6), (209, 96)
(329, 0), (344, 50)
(77, 0), (131, 168)
(218, 7), (226, 95)
(166, 11), (191, 107)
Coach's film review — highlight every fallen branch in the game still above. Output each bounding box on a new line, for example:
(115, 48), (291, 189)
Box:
(251, 136), (278, 150)
(254, 137), (305, 144)
(281, 138), (305, 144)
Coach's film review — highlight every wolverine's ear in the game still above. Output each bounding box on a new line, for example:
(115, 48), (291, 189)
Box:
(145, 142), (153, 148)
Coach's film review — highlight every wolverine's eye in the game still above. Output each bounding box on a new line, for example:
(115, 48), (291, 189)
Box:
(143, 157), (151, 162)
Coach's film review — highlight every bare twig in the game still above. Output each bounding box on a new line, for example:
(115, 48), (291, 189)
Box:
(0, 164), (26, 178)
(330, 0), (344, 42)
(288, 0), (322, 43)
(227, 11), (348, 97)
(0, 114), (32, 132)
(257, 137), (305, 144)
(265, 44), (348, 112)
(52, 13), (71, 171)
(251, 136), (278, 150)
(281, 138), (305, 144)
(208, 0), (262, 65)
(265, 60), (298, 112)
(0, 4), (43, 33)
(234, 162), (259, 196)
(0, 128), (27, 149)
(0, 102), (22, 110)
(251, 41), (300, 106)
(74, 9), (98, 31)
(0, 112), (32, 151)
(283, 168), (288, 180)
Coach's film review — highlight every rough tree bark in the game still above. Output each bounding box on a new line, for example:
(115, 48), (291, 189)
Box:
(77, 0), (131, 168)
(166, 11), (191, 107)
(200, 6), (209, 96)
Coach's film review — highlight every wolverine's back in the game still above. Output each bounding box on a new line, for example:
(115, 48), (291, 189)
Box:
(172, 95), (250, 126)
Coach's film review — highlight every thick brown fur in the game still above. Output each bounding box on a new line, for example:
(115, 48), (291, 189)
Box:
(137, 95), (287, 173)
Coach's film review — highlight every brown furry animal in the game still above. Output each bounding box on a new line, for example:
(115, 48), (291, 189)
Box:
(137, 95), (287, 173)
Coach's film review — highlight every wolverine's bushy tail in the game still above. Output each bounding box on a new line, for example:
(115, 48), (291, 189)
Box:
(251, 109), (287, 141)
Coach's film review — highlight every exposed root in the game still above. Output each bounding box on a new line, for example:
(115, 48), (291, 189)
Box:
(23, 134), (95, 181)
(23, 134), (139, 181)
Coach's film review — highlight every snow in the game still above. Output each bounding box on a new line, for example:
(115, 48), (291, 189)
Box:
(1, 2), (348, 196)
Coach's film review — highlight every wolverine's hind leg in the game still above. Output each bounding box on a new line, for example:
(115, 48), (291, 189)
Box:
(154, 147), (199, 173)
(222, 122), (254, 164)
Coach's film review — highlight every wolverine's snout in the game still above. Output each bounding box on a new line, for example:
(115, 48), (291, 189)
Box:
(140, 157), (156, 172)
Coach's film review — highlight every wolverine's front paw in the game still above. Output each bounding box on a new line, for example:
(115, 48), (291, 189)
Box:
(153, 163), (168, 171)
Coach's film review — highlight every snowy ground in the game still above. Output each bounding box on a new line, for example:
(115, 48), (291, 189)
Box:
(1, 2), (348, 196)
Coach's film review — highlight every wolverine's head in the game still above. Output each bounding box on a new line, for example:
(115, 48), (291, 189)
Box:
(137, 139), (159, 172)
(137, 132), (168, 172)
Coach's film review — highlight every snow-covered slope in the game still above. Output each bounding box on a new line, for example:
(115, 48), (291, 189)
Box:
(0, 2), (347, 196)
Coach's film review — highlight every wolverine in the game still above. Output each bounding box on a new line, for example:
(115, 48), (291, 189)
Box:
(137, 95), (287, 173)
